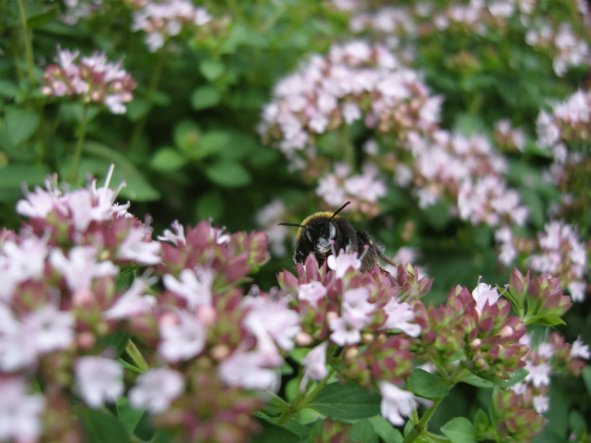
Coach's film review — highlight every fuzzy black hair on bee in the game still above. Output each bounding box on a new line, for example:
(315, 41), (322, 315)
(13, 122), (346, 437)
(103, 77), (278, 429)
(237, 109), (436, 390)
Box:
(279, 202), (395, 272)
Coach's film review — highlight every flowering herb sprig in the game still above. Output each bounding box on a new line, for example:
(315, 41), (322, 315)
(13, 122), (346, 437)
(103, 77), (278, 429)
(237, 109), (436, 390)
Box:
(0, 169), (588, 442)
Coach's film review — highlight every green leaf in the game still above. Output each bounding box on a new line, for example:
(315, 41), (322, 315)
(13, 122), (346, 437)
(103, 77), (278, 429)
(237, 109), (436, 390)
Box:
(78, 408), (130, 443)
(473, 408), (489, 433)
(126, 98), (152, 122)
(199, 59), (225, 81)
(205, 161), (251, 188)
(568, 410), (587, 434)
(457, 373), (496, 389)
(194, 130), (231, 160)
(368, 416), (403, 443)
(0, 80), (19, 98)
(191, 86), (222, 110)
(0, 163), (49, 190)
(195, 189), (224, 221)
(83, 142), (160, 201)
(497, 368), (528, 388)
(440, 417), (477, 443)
(583, 366), (591, 397)
(173, 120), (201, 154)
(408, 369), (449, 399)
(150, 148), (187, 172)
(351, 419), (379, 443)
(116, 398), (145, 434)
(254, 418), (299, 443)
(309, 382), (381, 420)
(4, 107), (40, 145)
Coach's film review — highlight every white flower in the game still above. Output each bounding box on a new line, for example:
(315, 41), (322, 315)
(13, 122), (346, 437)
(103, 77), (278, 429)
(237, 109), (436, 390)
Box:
(327, 252), (361, 279)
(533, 395), (549, 414)
(0, 236), (48, 301)
(16, 176), (63, 219)
(25, 305), (74, 353)
(104, 277), (156, 320)
(129, 368), (185, 414)
(218, 351), (280, 391)
(158, 220), (186, 245)
(379, 381), (417, 426)
(50, 246), (118, 293)
(76, 356), (124, 407)
(117, 226), (161, 265)
(524, 361), (551, 388)
(0, 305), (37, 371)
(158, 311), (206, 362)
(382, 299), (420, 337)
(471, 282), (500, 315)
(298, 281), (327, 306)
(242, 296), (300, 353)
(0, 378), (45, 441)
(301, 342), (328, 388)
(329, 311), (365, 346)
(342, 287), (375, 322)
(570, 337), (590, 360)
(163, 267), (215, 309)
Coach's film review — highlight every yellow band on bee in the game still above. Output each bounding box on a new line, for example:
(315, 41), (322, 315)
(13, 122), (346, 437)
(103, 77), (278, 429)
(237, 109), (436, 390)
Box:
(296, 212), (337, 241)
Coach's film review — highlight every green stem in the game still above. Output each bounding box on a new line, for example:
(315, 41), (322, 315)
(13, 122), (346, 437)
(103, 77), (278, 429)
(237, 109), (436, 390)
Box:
(277, 368), (335, 425)
(16, 0), (35, 86)
(69, 106), (89, 184)
(129, 52), (165, 150)
(402, 397), (444, 443)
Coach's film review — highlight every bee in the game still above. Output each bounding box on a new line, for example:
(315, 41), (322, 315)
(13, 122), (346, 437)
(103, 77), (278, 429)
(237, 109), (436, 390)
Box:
(279, 202), (396, 272)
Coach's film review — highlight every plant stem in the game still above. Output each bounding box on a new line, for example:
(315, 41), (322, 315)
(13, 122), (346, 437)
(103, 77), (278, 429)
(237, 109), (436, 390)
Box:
(402, 397), (444, 443)
(16, 0), (35, 86)
(277, 368), (334, 425)
(69, 106), (89, 184)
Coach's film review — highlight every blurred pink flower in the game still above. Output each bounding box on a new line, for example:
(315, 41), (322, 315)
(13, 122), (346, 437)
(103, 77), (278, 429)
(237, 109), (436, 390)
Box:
(75, 356), (124, 407)
(0, 378), (45, 441)
(158, 311), (207, 362)
(129, 368), (185, 414)
(379, 381), (417, 426)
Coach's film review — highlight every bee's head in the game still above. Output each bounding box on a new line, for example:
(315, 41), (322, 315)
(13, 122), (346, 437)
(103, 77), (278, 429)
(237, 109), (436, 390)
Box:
(279, 202), (356, 266)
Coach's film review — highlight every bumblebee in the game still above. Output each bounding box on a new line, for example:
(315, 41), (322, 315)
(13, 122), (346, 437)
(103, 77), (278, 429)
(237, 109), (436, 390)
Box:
(279, 202), (395, 272)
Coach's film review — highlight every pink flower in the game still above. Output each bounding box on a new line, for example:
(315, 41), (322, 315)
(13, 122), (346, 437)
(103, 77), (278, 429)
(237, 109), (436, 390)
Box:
(570, 337), (590, 360)
(471, 282), (500, 315)
(0, 378), (45, 441)
(298, 281), (327, 306)
(382, 299), (420, 337)
(301, 342), (328, 388)
(129, 368), (185, 414)
(50, 246), (118, 293)
(104, 277), (156, 320)
(379, 381), (417, 426)
(524, 361), (551, 388)
(243, 296), (300, 353)
(158, 220), (186, 246)
(327, 252), (361, 279)
(328, 311), (365, 345)
(16, 176), (62, 218)
(163, 267), (215, 309)
(533, 395), (549, 414)
(219, 351), (280, 391)
(75, 356), (124, 407)
(0, 305), (37, 371)
(0, 236), (48, 301)
(117, 226), (161, 265)
(158, 311), (207, 362)
(342, 287), (375, 322)
(25, 305), (74, 353)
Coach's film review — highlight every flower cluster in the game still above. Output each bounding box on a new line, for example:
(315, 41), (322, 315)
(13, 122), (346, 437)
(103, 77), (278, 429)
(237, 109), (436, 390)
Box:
(526, 21), (591, 76)
(494, 331), (589, 440)
(537, 89), (591, 154)
(527, 222), (587, 302)
(60, 0), (103, 25)
(0, 166), (302, 442)
(130, 0), (223, 52)
(420, 282), (528, 382)
(278, 252), (430, 425)
(400, 130), (527, 227)
(259, 40), (442, 167)
(494, 119), (526, 152)
(316, 163), (386, 216)
(41, 49), (135, 114)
